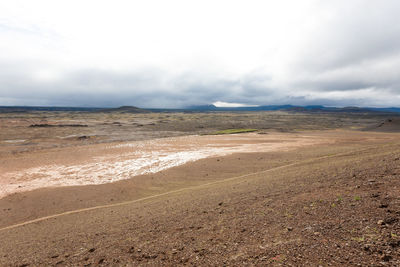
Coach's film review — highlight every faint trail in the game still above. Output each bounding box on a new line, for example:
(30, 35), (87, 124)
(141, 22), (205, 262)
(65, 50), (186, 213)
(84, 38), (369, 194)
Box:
(0, 145), (395, 232)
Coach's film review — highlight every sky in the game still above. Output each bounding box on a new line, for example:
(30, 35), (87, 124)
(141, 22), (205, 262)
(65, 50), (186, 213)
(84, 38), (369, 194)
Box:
(1, 0), (400, 108)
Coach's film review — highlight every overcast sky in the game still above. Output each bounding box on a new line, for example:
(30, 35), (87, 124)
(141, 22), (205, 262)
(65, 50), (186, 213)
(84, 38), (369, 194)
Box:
(1, 0), (400, 108)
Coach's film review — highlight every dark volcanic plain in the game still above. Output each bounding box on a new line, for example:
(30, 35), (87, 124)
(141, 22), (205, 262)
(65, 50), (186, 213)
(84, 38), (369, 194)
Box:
(0, 110), (396, 156)
(0, 110), (400, 266)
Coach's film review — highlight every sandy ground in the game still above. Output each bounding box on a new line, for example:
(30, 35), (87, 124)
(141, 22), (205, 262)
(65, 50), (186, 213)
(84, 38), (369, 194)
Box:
(0, 130), (399, 266)
(0, 131), (335, 198)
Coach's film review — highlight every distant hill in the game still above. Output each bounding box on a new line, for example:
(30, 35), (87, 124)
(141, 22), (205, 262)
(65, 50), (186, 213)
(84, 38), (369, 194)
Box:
(0, 105), (150, 113)
(367, 107), (400, 113)
(99, 106), (151, 113)
(0, 106), (102, 113)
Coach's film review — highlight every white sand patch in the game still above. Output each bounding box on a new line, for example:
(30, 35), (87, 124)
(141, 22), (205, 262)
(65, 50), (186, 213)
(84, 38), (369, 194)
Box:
(3, 140), (26, 143)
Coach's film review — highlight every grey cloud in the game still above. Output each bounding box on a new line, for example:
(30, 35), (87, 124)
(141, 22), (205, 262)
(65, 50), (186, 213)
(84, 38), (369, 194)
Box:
(277, 1), (400, 106)
(294, 1), (400, 72)
(1, 63), (399, 108)
(2, 1), (400, 108)
(0, 63), (281, 107)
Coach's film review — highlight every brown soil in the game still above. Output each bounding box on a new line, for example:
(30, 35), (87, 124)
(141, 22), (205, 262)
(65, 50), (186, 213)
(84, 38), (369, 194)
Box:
(0, 130), (399, 266)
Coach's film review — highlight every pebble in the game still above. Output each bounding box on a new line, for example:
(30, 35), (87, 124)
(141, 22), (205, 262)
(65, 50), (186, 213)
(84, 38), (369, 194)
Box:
(363, 244), (372, 251)
(381, 254), (392, 261)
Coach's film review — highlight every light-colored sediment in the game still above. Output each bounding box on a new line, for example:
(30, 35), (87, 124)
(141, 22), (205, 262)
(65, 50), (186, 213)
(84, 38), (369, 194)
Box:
(0, 132), (334, 198)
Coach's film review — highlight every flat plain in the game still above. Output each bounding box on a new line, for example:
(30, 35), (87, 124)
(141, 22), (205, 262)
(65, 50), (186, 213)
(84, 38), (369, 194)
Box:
(0, 110), (399, 266)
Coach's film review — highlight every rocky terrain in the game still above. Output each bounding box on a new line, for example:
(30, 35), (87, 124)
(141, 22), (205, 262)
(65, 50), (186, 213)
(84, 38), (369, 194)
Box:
(0, 129), (399, 266)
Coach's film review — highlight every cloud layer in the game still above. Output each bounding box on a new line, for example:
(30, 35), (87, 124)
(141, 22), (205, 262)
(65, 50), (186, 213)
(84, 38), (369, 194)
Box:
(1, 0), (400, 108)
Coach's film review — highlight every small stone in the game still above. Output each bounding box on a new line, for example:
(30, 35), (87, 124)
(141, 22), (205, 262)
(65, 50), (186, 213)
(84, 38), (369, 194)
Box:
(381, 254), (392, 261)
(389, 240), (400, 248)
(363, 244), (372, 251)
(137, 249), (142, 252)
(378, 220), (385, 225)
(287, 227), (293, 231)
(313, 232), (321, 236)
(384, 217), (398, 225)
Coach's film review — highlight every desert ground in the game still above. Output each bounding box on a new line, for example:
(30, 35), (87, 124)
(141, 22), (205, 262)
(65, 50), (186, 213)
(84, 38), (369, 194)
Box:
(0, 110), (400, 266)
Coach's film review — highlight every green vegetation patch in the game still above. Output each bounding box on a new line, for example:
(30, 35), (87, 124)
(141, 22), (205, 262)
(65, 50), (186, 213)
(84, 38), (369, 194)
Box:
(213, 128), (258, 135)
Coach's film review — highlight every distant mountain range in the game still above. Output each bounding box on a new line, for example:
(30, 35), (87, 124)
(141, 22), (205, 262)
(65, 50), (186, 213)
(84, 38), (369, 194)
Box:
(1, 105), (400, 114)
(0, 106), (149, 113)
(186, 104), (400, 113)
(0, 106), (102, 113)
